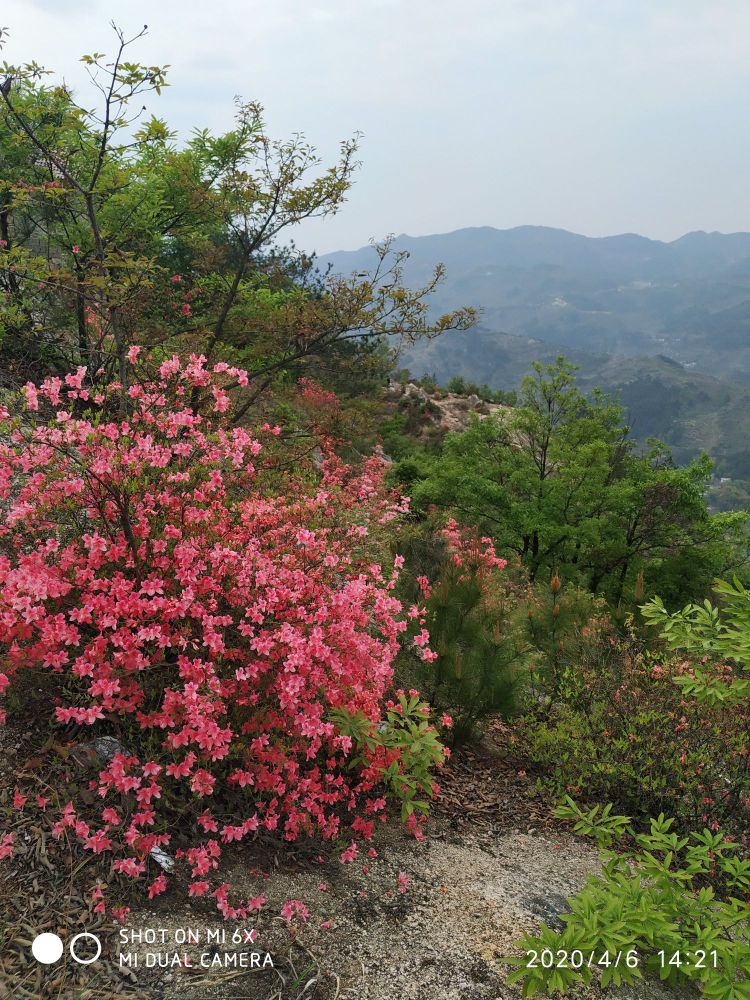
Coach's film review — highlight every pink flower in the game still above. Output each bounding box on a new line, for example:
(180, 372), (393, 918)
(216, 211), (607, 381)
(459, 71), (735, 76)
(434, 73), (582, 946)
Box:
(127, 346), (141, 363)
(0, 833), (14, 860)
(413, 628), (431, 649)
(114, 858), (146, 878)
(440, 713), (453, 728)
(147, 874), (167, 899)
(190, 769), (216, 797)
(166, 752), (196, 779)
(280, 900), (309, 924)
(84, 829), (113, 854)
(197, 810), (219, 832)
(22, 382), (39, 411)
(397, 871), (409, 893)
(339, 842), (358, 863)
(72, 245), (79, 253)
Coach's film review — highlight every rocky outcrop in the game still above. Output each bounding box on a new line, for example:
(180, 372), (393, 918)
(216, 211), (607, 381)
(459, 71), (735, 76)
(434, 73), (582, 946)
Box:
(389, 381), (512, 435)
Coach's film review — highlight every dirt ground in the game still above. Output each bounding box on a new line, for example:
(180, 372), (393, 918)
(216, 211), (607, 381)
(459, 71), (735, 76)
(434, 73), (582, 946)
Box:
(121, 821), (698, 1000)
(0, 721), (699, 1000)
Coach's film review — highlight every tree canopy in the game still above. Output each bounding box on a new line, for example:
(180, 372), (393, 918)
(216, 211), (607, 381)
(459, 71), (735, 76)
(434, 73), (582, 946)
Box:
(0, 24), (473, 409)
(399, 358), (749, 606)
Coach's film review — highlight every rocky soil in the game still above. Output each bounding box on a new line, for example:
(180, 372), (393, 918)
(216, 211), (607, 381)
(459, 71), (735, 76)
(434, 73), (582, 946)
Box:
(0, 722), (699, 1000)
(124, 820), (699, 1000)
(390, 381), (512, 436)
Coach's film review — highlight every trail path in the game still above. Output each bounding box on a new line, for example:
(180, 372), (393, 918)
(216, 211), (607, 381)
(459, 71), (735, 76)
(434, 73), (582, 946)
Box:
(0, 723), (698, 999)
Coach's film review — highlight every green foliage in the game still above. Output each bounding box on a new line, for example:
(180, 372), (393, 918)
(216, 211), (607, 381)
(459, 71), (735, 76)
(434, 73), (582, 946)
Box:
(523, 577), (611, 701)
(521, 629), (750, 835)
(380, 394), (444, 457)
(390, 524), (521, 744)
(525, 574), (750, 841)
(0, 26), (473, 406)
(330, 691), (445, 823)
(505, 802), (750, 998)
(554, 797), (631, 847)
(424, 559), (520, 743)
(643, 576), (750, 672)
(402, 357), (748, 606)
(445, 373), (516, 404)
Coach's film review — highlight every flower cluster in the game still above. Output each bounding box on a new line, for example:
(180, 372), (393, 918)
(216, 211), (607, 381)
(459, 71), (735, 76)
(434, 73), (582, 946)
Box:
(440, 518), (507, 570)
(0, 353), (440, 915)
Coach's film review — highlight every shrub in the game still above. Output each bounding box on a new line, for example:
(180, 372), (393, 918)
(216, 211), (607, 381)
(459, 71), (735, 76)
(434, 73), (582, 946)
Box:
(506, 799), (750, 998)
(521, 630), (750, 838)
(641, 576), (750, 673)
(523, 577), (612, 702)
(395, 519), (521, 743)
(0, 355), (445, 918)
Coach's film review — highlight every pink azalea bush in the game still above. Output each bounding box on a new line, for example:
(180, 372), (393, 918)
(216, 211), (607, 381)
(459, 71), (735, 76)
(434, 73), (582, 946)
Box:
(440, 517), (508, 572)
(0, 354), (444, 917)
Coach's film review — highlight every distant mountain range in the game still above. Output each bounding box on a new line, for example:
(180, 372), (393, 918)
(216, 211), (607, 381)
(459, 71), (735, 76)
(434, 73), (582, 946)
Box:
(320, 226), (750, 476)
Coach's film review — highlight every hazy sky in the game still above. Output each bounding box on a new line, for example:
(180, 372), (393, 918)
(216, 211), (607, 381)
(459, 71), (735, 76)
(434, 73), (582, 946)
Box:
(3, 1), (749, 254)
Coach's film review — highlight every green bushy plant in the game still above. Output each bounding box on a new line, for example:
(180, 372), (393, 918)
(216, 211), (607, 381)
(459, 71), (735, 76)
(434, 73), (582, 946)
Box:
(331, 689), (446, 826)
(521, 629), (750, 837)
(523, 576), (612, 702)
(393, 521), (522, 743)
(505, 799), (750, 998)
(642, 576), (750, 674)
(425, 558), (520, 743)
(445, 374), (516, 404)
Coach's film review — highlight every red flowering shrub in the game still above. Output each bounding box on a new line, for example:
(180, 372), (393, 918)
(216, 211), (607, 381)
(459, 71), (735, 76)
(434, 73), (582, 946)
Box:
(439, 518), (508, 573)
(521, 632), (750, 841)
(0, 354), (443, 918)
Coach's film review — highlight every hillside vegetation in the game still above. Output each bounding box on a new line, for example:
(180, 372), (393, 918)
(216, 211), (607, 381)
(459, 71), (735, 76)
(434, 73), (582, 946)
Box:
(1, 27), (750, 1000)
(323, 227), (750, 484)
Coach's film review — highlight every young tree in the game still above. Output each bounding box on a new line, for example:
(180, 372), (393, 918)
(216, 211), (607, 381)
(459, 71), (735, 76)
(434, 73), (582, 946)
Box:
(0, 25), (473, 407)
(408, 359), (625, 578)
(404, 358), (749, 604)
(397, 520), (521, 743)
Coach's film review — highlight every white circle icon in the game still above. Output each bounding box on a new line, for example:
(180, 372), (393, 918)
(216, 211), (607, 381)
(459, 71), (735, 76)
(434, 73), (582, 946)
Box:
(31, 933), (64, 964)
(69, 931), (102, 965)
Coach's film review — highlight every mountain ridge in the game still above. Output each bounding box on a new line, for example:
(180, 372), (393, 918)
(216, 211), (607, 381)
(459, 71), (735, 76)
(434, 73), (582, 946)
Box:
(320, 225), (750, 480)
